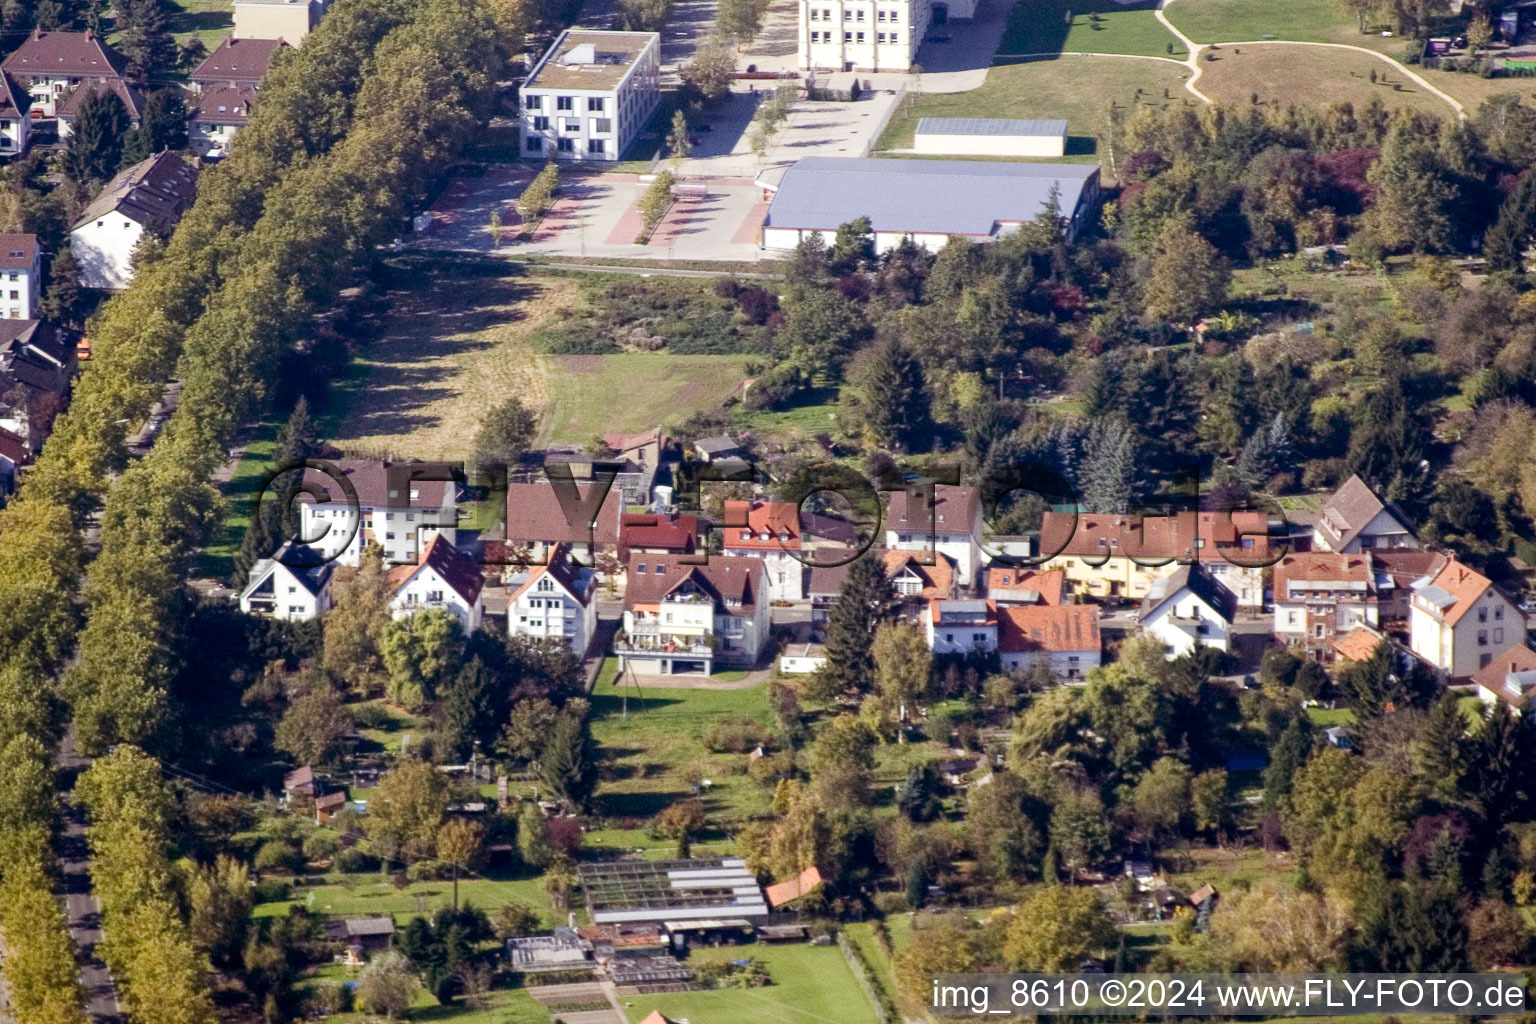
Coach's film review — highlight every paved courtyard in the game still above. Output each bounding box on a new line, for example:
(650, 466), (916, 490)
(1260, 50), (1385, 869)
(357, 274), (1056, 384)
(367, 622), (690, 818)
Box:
(413, 168), (772, 261)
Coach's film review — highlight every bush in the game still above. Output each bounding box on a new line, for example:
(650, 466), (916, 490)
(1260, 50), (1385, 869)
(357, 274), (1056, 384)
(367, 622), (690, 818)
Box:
(253, 878), (292, 904)
(254, 839), (305, 875)
(407, 858), (453, 881)
(702, 716), (774, 753)
(747, 752), (794, 787)
(302, 832), (339, 862)
(873, 891), (911, 915)
(334, 847), (379, 873)
(351, 703), (393, 730)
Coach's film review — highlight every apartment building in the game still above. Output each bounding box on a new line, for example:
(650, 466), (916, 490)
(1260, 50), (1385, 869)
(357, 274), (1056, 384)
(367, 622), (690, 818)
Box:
(508, 542), (599, 655)
(520, 30), (660, 163)
(617, 554), (769, 675)
(297, 460), (461, 567)
(1, 29), (125, 117)
(1271, 552), (1378, 660)
(0, 235), (39, 320)
(1410, 557), (1525, 679)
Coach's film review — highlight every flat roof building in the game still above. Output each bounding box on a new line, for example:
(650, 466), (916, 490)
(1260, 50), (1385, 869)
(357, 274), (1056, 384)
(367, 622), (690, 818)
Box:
(761, 157), (1100, 254)
(914, 117), (1069, 158)
(578, 857), (769, 924)
(520, 29), (660, 163)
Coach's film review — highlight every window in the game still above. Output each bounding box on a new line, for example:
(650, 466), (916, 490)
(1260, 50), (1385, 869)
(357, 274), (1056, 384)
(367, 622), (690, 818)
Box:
(525, 94), (542, 109)
(1495, 627), (1505, 644)
(1287, 611), (1299, 625)
(385, 532), (396, 540)
(972, 632), (986, 644)
(588, 97), (604, 111)
(945, 633), (954, 643)
(595, 118), (612, 133)
(1496, 605), (1505, 620)
(7, 273), (15, 281)
(844, 30), (852, 40)
(890, 8), (898, 19)
(558, 137), (574, 151)
(557, 95), (574, 110)
(878, 9), (885, 19)
(856, 8), (864, 18)
(288, 586), (297, 593)
(538, 578), (554, 592)
(809, 8), (818, 18)
(588, 138), (604, 154)
(856, 30), (865, 40)
(1479, 629), (1488, 646)
(656, 564), (667, 574)
(527, 135), (545, 151)
(532, 116), (549, 129)
(1479, 606), (1488, 622)
(877, 31), (886, 41)
(563, 118), (580, 132)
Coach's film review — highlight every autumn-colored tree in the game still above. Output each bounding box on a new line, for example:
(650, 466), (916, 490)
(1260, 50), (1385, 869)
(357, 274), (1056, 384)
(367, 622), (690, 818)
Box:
(1002, 886), (1117, 970)
(367, 760), (452, 861)
(1208, 882), (1353, 971)
(322, 547), (394, 694)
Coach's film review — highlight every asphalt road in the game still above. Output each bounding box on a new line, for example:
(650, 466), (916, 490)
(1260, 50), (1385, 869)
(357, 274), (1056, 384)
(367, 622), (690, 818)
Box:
(58, 728), (123, 1024)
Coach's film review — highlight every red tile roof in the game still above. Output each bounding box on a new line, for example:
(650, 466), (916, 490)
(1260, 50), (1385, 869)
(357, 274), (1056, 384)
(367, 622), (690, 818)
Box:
(883, 549), (955, 600)
(623, 553), (762, 612)
(190, 83), (255, 125)
(508, 542), (592, 606)
(765, 866), (823, 907)
(0, 74), (28, 120)
(57, 77), (142, 121)
(504, 482), (622, 547)
(886, 484), (980, 536)
(619, 512), (698, 556)
(1273, 552), (1373, 601)
(1331, 625), (1385, 662)
(298, 459), (457, 511)
(1471, 643), (1536, 706)
(190, 36), (286, 84)
(2, 29), (125, 79)
(721, 500), (801, 552)
(0, 234), (37, 271)
(998, 604), (1100, 654)
(1039, 510), (1273, 564)
(1417, 558), (1495, 627)
(986, 567), (1064, 605)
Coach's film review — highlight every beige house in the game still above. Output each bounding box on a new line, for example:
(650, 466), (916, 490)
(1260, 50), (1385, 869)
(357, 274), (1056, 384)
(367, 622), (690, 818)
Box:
(1409, 557), (1524, 679)
(233, 0), (328, 44)
(1313, 474), (1418, 553)
(1271, 552), (1378, 660)
(617, 554), (769, 675)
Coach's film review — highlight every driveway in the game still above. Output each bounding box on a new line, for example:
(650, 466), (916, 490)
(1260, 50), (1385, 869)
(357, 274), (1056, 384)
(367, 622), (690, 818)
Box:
(914, 0), (1013, 92)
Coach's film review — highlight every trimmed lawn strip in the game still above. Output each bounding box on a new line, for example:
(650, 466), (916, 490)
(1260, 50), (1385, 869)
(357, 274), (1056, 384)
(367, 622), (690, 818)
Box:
(637, 945), (881, 1024)
(997, 0), (1184, 59)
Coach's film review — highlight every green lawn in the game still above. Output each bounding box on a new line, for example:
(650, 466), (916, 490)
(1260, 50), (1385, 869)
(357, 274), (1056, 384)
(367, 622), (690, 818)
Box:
(1305, 706), (1357, 727)
(300, 964), (552, 1024)
(167, 0), (235, 50)
(541, 352), (751, 445)
(636, 945), (881, 1024)
(588, 679), (775, 824)
(876, 58), (1194, 165)
(255, 873), (554, 926)
(1162, 0), (1385, 47)
(997, 0), (1184, 58)
(199, 419), (280, 581)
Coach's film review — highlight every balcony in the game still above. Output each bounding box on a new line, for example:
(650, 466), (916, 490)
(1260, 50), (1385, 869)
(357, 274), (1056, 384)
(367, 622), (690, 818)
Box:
(613, 627), (712, 657)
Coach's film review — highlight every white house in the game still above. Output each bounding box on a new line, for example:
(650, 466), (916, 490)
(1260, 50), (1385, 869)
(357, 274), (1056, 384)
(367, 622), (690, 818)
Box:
(798, 0), (931, 72)
(1472, 643), (1536, 714)
(1312, 474), (1418, 553)
(298, 459), (461, 568)
(997, 603), (1100, 680)
(69, 152), (198, 291)
(1409, 557), (1524, 679)
(1271, 552), (1378, 661)
(913, 118), (1068, 158)
(189, 84), (256, 158)
(520, 30), (660, 163)
(0, 74), (30, 158)
(388, 534), (485, 631)
(1, 29), (126, 118)
(923, 598), (997, 656)
(0, 234), (40, 320)
(1138, 564), (1235, 660)
(508, 542), (598, 656)
(721, 499), (805, 603)
(239, 542), (335, 620)
(762, 158), (1102, 254)
(884, 483), (985, 586)
(617, 554), (769, 675)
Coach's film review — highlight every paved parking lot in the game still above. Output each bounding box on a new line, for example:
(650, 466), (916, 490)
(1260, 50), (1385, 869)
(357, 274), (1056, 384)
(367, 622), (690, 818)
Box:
(412, 169), (772, 261)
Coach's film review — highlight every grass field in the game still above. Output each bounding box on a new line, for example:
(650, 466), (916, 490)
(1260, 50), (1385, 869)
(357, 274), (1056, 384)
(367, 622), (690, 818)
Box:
(1197, 44), (1458, 115)
(997, 0), (1184, 59)
(167, 0), (235, 50)
(636, 945), (881, 1024)
(300, 964), (551, 1024)
(538, 352), (751, 446)
(325, 258), (560, 462)
(1412, 67), (1536, 112)
(199, 419), (279, 580)
(1163, 0), (1352, 45)
(1305, 706), (1357, 727)
(588, 678), (776, 824)
(877, 57), (1195, 163)
(254, 872), (554, 926)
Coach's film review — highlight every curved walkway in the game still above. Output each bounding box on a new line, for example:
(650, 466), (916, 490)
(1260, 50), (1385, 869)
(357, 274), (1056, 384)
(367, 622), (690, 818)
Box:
(1155, 0), (1465, 115)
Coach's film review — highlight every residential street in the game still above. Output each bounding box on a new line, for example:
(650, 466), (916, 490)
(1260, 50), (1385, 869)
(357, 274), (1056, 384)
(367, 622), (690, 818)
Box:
(58, 728), (122, 1024)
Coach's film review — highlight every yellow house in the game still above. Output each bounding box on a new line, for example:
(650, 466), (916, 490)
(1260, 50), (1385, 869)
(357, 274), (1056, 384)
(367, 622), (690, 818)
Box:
(1037, 510), (1273, 609)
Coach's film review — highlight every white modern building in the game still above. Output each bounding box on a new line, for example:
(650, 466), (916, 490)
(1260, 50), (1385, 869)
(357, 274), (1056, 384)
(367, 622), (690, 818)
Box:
(520, 30), (660, 163)
(796, 0), (975, 72)
(239, 542), (335, 620)
(508, 542), (599, 655)
(1409, 557), (1524, 679)
(884, 483), (985, 586)
(69, 152), (198, 291)
(762, 158), (1101, 254)
(914, 118), (1068, 157)
(0, 235), (40, 320)
(1139, 564), (1235, 660)
(298, 460), (461, 568)
(923, 598), (997, 656)
(388, 534), (485, 631)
